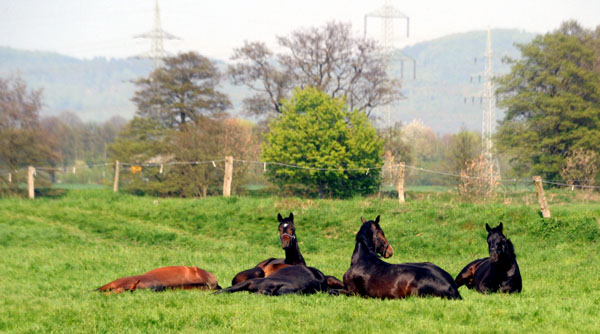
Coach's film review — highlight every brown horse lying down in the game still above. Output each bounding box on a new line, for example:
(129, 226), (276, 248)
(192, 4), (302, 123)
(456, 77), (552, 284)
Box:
(97, 266), (221, 293)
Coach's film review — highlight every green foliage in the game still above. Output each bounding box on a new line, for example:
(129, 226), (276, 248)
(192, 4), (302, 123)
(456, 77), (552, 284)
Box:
(108, 53), (261, 197)
(0, 76), (59, 195)
(448, 127), (481, 174)
(496, 21), (600, 181)
(262, 87), (383, 198)
(132, 52), (231, 128)
(0, 190), (599, 333)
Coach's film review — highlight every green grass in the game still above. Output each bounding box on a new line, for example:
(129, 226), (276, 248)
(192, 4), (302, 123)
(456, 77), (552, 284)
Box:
(1, 190), (599, 333)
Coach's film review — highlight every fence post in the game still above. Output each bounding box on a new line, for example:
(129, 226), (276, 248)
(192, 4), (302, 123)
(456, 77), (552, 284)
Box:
(28, 166), (35, 199)
(113, 160), (120, 193)
(223, 156), (233, 197)
(396, 162), (405, 203)
(533, 176), (551, 218)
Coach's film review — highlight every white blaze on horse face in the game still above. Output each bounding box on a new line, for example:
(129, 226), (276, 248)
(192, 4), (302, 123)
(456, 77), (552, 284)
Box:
(283, 224), (288, 228)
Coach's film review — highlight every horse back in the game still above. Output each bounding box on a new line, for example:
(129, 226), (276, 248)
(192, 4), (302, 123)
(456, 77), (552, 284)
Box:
(142, 266), (220, 290)
(344, 260), (460, 299)
(97, 266), (220, 293)
(231, 258), (285, 285)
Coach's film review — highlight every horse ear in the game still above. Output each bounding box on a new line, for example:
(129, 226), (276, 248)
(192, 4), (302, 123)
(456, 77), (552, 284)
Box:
(375, 215), (380, 224)
(485, 223), (491, 232)
(288, 212), (294, 221)
(361, 217), (366, 224)
(498, 222), (503, 232)
(277, 213), (283, 222)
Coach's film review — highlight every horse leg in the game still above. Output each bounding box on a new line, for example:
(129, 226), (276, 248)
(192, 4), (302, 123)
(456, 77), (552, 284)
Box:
(455, 259), (485, 288)
(215, 279), (263, 294)
(326, 275), (345, 289)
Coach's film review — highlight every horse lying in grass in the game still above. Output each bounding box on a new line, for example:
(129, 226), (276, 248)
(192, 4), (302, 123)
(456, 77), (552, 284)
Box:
(455, 222), (522, 293)
(338, 216), (461, 299)
(217, 265), (329, 296)
(231, 213), (344, 289)
(97, 266), (221, 293)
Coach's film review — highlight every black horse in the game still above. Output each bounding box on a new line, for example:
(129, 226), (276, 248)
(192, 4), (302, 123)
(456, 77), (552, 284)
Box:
(455, 222), (522, 293)
(231, 213), (344, 289)
(339, 216), (461, 299)
(217, 265), (329, 296)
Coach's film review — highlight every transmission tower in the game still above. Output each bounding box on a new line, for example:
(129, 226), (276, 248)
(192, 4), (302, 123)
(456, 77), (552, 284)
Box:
(364, 0), (414, 128)
(482, 28), (495, 161)
(134, 0), (180, 69)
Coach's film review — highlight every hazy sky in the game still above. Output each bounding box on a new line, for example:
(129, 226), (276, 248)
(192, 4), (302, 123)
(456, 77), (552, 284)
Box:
(1, 0), (599, 60)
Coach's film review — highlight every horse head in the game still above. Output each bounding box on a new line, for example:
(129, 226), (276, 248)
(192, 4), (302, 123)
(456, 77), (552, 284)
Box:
(359, 215), (394, 258)
(485, 222), (512, 264)
(277, 213), (297, 249)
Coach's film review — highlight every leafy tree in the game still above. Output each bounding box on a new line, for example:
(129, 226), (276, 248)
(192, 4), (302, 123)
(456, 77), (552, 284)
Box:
(229, 21), (401, 118)
(447, 126), (481, 175)
(132, 52), (231, 128)
(496, 21), (600, 180)
(0, 76), (58, 194)
(109, 52), (261, 197)
(262, 87), (383, 198)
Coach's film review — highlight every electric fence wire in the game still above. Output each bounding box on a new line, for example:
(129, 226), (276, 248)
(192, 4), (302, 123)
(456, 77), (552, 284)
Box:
(4, 158), (600, 190)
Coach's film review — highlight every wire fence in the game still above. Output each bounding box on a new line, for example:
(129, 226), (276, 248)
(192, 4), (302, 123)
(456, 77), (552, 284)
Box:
(2, 158), (599, 207)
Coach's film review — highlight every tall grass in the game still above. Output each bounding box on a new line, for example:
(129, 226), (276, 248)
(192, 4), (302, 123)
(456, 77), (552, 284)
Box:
(0, 190), (599, 333)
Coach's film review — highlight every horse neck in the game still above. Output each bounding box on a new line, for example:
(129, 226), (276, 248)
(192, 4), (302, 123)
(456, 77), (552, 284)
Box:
(284, 239), (306, 266)
(350, 238), (376, 266)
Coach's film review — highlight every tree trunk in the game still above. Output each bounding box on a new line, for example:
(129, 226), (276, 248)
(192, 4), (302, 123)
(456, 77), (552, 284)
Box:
(318, 180), (325, 199)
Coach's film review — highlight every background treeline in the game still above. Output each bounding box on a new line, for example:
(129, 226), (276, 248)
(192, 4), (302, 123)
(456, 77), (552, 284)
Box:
(2, 21), (600, 198)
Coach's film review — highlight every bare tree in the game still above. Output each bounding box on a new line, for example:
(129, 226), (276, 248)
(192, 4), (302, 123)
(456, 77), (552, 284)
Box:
(229, 21), (402, 118)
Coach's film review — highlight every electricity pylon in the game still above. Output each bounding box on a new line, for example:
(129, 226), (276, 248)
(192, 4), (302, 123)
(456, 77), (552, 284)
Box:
(134, 0), (180, 69)
(482, 28), (495, 163)
(364, 0), (414, 128)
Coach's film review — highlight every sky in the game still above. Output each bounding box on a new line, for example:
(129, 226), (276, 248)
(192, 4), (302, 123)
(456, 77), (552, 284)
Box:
(1, 0), (599, 61)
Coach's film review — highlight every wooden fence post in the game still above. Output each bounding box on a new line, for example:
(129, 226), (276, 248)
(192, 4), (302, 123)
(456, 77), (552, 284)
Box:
(533, 176), (551, 218)
(223, 156), (233, 197)
(113, 160), (120, 193)
(396, 162), (405, 203)
(28, 166), (35, 199)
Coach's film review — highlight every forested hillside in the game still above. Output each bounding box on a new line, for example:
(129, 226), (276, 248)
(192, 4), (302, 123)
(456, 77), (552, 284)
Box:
(0, 29), (534, 133)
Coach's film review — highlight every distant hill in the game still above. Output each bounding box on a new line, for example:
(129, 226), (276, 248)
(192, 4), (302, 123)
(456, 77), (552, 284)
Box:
(391, 29), (535, 133)
(0, 28), (536, 133)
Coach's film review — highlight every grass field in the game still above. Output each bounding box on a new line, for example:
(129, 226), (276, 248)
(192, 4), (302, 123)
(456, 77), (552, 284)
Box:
(1, 190), (599, 333)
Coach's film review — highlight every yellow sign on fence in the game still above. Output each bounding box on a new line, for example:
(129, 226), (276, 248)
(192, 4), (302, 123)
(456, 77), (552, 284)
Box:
(130, 165), (142, 174)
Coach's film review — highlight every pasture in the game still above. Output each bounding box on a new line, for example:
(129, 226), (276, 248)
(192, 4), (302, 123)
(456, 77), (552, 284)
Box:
(1, 190), (599, 333)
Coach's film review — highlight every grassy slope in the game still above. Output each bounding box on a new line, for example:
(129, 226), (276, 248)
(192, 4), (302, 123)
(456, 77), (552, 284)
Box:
(0, 190), (599, 333)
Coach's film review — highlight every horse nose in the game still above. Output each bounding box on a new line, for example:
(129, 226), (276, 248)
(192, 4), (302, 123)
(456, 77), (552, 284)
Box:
(384, 245), (394, 258)
(281, 235), (290, 247)
(490, 252), (499, 263)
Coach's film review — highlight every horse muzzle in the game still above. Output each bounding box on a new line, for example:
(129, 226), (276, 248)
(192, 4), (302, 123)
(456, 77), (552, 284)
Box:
(383, 244), (394, 258)
(489, 252), (499, 263)
(280, 233), (294, 248)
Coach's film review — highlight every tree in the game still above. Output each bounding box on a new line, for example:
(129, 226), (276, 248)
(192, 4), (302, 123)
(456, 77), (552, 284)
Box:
(229, 21), (401, 118)
(496, 21), (600, 181)
(262, 87), (383, 198)
(447, 127), (480, 175)
(109, 52), (261, 197)
(132, 52), (231, 128)
(0, 76), (58, 194)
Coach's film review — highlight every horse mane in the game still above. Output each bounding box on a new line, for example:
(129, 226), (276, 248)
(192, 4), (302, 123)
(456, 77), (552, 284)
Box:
(356, 222), (375, 253)
(507, 238), (516, 260)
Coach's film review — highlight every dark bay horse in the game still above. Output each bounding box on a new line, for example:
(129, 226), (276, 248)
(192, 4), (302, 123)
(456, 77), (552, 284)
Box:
(340, 216), (461, 299)
(97, 266), (221, 293)
(455, 223), (522, 293)
(231, 213), (344, 289)
(217, 265), (329, 296)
